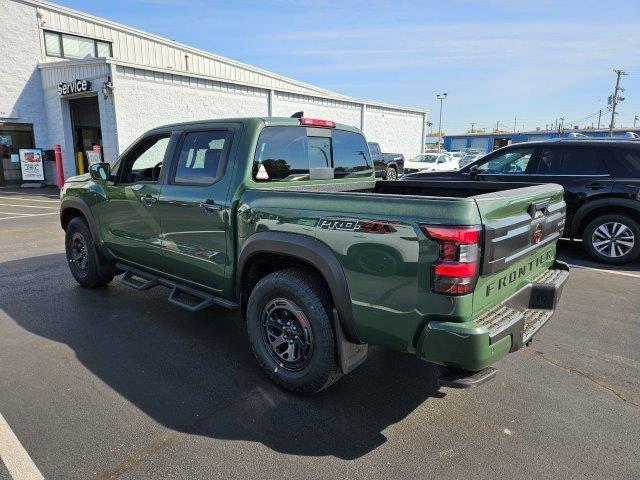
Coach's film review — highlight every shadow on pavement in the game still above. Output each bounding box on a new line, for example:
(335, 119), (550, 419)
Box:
(0, 253), (444, 461)
(556, 239), (640, 273)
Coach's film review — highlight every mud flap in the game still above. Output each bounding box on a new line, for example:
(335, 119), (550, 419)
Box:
(332, 309), (368, 374)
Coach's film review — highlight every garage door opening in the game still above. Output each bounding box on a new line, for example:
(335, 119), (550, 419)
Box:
(69, 96), (102, 174)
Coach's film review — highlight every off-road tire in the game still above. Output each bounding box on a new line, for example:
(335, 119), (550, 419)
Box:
(65, 217), (115, 287)
(583, 214), (640, 265)
(246, 268), (342, 394)
(385, 166), (397, 181)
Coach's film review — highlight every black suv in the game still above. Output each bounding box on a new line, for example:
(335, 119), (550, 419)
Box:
(403, 139), (640, 265)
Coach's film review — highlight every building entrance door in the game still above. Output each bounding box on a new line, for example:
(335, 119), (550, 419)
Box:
(69, 96), (102, 174)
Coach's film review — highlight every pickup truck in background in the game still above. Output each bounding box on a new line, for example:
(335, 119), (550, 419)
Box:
(367, 141), (405, 180)
(60, 116), (569, 394)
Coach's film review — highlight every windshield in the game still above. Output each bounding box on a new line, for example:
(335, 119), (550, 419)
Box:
(412, 154), (438, 163)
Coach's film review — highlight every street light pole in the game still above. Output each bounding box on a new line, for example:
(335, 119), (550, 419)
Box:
(436, 93), (447, 152)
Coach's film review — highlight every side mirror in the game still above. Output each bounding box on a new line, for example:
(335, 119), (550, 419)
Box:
(89, 162), (110, 181)
(469, 165), (479, 178)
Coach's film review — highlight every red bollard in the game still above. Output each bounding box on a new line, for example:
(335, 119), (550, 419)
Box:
(54, 144), (65, 188)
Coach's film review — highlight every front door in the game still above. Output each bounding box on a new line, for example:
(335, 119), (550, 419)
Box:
(474, 147), (537, 182)
(157, 128), (235, 292)
(97, 133), (172, 270)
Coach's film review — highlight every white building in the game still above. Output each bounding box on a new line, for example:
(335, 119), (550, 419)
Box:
(0, 0), (427, 185)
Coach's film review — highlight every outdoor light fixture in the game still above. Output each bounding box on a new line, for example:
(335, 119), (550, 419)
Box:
(101, 80), (114, 98)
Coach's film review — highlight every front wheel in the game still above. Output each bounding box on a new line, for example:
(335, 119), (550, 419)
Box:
(65, 217), (115, 287)
(583, 214), (640, 265)
(385, 167), (397, 181)
(246, 268), (342, 394)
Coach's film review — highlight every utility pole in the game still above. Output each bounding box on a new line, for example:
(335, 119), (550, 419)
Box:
(436, 93), (447, 152)
(597, 109), (602, 129)
(609, 69), (627, 137)
(634, 115), (639, 128)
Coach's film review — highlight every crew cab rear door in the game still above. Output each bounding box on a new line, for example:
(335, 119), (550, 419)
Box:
(472, 183), (566, 316)
(156, 126), (237, 292)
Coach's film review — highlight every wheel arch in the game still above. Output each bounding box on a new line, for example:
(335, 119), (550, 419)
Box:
(237, 232), (362, 344)
(60, 197), (101, 247)
(572, 199), (640, 238)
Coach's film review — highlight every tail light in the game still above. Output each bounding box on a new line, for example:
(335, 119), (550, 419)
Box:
(422, 225), (482, 295)
(299, 117), (336, 128)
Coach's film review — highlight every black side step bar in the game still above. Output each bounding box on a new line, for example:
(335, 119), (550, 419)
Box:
(437, 367), (497, 389)
(116, 263), (239, 312)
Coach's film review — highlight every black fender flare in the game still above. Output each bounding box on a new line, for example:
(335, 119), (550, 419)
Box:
(60, 196), (101, 247)
(571, 198), (640, 237)
(237, 231), (362, 344)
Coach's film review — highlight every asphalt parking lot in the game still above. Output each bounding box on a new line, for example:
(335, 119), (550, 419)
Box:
(0, 186), (638, 480)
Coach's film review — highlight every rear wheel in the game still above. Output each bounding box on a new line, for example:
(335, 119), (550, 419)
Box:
(65, 217), (115, 287)
(583, 214), (640, 265)
(385, 166), (397, 180)
(246, 268), (341, 394)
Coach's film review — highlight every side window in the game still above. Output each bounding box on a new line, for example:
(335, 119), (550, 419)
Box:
(173, 130), (228, 185)
(536, 148), (608, 175)
(367, 142), (381, 157)
(608, 149), (640, 178)
(333, 130), (372, 178)
(118, 135), (170, 184)
(477, 148), (533, 174)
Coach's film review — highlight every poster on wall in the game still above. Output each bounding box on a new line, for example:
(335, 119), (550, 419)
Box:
(86, 150), (102, 166)
(19, 148), (45, 181)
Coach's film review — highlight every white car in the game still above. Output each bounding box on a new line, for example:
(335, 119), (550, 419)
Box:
(404, 153), (459, 174)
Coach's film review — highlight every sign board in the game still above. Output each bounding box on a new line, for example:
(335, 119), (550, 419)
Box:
(86, 150), (102, 166)
(58, 79), (91, 96)
(19, 148), (45, 181)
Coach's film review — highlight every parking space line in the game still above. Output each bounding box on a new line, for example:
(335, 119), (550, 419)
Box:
(0, 197), (59, 204)
(0, 204), (58, 210)
(0, 212), (31, 217)
(567, 263), (640, 279)
(0, 412), (44, 480)
(0, 213), (58, 221)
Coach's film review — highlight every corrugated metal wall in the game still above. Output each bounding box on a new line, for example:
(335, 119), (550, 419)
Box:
(37, 3), (346, 98)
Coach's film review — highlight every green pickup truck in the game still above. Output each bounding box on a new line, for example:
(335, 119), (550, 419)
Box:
(60, 117), (569, 394)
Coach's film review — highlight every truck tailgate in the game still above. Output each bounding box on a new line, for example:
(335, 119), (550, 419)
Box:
(472, 183), (566, 316)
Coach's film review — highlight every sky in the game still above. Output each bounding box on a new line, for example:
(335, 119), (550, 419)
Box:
(54, 0), (640, 134)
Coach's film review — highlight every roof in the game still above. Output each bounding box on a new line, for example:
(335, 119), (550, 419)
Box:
(20, 0), (425, 115)
(147, 117), (362, 134)
(494, 139), (640, 149)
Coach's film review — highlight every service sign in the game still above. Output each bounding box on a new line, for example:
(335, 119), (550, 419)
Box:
(58, 79), (91, 96)
(19, 148), (45, 181)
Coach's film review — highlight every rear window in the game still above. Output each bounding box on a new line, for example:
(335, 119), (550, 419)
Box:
(536, 148), (608, 175)
(609, 149), (640, 178)
(253, 126), (372, 182)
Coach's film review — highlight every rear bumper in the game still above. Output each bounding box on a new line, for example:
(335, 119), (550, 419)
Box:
(416, 261), (570, 371)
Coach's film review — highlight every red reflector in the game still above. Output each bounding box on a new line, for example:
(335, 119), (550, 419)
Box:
(423, 226), (480, 244)
(299, 117), (336, 128)
(434, 262), (477, 277)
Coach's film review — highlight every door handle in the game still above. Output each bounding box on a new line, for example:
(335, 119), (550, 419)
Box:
(200, 200), (222, 214)
(141, 195), (157, 205)
(586, 182), (606, 190)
